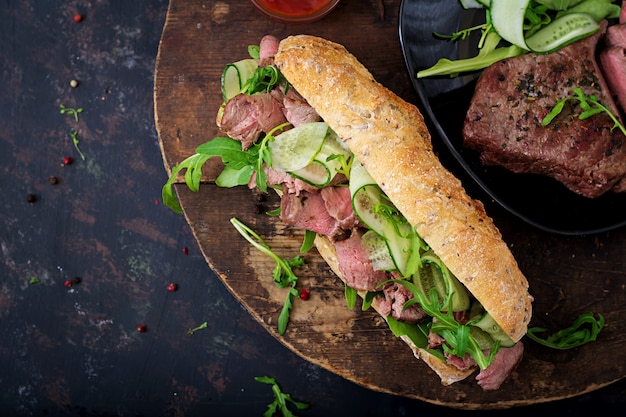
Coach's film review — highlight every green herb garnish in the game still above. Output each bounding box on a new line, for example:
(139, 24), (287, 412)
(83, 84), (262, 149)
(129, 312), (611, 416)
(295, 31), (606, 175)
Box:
(241, 65), (289, 96)
(162, 123), (290, 214)
(344, 284), (358, 309)
(299, 230), (316, 254)
(391, 281), (499, 369)
(59, 104), (83, 122)
(69, 130), (85, 160)
(59, 105), (86, 160)
(230, 217), (305, 335)
(255, 376), (309, 417)
(542, 87), (626, 135)
(187, 321), (208, 335)
(527, 312), (605, 349)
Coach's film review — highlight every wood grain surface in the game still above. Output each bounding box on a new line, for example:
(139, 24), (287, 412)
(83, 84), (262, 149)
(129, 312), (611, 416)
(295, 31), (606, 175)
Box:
(154, 0), (626, 409)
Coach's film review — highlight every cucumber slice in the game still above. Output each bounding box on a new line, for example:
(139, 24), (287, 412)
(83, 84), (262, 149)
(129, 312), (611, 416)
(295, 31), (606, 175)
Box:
(525, 13), (599, 53)
(277, 125), (351, 187)
(362, 230), (396, 271)
(472, 311), (516, 347)
(418, 251), (470, 312)
(491, 0), (599, 53)
(470, 326), (499, 350)
(221, 58), (258, 101)
(290, 160), (331, 187)
(349, 159), (417, 277)
(269, 122), (329, 172)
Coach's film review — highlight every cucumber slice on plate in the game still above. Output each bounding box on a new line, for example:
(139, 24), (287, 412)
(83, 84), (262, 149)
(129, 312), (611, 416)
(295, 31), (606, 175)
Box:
(491, 0), (599, 53)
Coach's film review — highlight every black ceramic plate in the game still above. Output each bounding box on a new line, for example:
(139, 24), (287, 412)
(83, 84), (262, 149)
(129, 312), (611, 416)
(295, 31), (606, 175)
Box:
(398, 0), (626, 236)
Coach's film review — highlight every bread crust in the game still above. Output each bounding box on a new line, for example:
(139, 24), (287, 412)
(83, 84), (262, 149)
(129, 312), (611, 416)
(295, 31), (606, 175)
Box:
(274, 35), (533, 342)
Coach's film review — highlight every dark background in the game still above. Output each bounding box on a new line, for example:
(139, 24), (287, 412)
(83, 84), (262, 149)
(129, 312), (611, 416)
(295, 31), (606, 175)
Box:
(1, 1), (625, 416)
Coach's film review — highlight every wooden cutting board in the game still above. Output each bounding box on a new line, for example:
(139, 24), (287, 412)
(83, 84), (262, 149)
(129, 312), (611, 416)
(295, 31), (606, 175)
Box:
(153, 0), (626, 409)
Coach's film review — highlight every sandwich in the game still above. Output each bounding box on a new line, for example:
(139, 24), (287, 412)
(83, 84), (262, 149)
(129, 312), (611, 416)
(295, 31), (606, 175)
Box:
(163, 34), (534, 390)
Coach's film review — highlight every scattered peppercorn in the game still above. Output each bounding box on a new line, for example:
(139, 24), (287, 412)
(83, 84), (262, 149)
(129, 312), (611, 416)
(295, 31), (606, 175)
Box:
(137, 323), (147, 333)
(167, 282), (178, 292)
(48, 176), (58, 185)
(63, 156), (72, 165)
(64, 277), (81, 287)
(299, 288), (310, 301)
(182, 246), (189, 255)
(73, 14), (83, 23)
(26, 193), (37, 203)
(69, 79), (79, 88)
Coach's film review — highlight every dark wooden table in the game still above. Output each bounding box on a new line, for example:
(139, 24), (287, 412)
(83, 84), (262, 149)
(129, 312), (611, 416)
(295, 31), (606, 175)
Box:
(1, 1), (626, 416)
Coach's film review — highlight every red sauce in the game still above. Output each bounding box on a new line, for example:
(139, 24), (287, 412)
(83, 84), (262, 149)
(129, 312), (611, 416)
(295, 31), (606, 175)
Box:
(255, 0), (335, 18)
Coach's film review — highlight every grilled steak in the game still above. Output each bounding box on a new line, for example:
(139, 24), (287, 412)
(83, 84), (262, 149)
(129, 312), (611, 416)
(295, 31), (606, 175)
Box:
(463, 22), (626, 199)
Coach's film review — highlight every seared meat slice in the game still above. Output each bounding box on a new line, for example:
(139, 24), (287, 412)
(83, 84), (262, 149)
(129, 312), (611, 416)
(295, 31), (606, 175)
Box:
(333, 229), (388, 292)
(281, 87), (321, 126)
(218, 92), (288, 150)
(259, 34), (279, 67)
(377, 280), (428, 324)
(463, 22), (626, 198)
(320, 186), (360, 231)
(600, 20), (626, 114)
(476, 342), (524, 391)
(279, 190), (349, 241)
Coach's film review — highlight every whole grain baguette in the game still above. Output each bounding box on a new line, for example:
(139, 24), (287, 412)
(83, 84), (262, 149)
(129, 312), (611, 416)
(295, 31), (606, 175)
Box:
(274, 35), (533, 342)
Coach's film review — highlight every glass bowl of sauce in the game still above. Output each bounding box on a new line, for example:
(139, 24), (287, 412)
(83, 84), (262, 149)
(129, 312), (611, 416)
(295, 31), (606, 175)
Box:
(251, 0), (340, 23)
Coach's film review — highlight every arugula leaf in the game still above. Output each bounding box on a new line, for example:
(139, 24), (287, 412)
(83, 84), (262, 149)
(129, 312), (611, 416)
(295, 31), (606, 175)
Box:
(418, 31), (524, 78)
(162, 153), (211, 213)
(162, 121), (291, 213)
(527, 312), (605, 349)
(542, 87), (626, 135)
(299, 230), (316, 253)
(187, 321), (208, 335)
(248, 44), (260, 60)
(361, 291), (377, 311)
(344, 284), (357, 309)
(387, 317), (430, 350)
(231, 218), (305, 335)
(242, 65), (289, 96)
(387, 280), (498, 369)
(255, 376), (309, 417)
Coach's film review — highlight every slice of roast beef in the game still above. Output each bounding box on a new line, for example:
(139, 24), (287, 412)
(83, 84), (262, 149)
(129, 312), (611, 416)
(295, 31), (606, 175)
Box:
(463, 22), (626, 198)
(377, 280), (428, 324)
(282, 87), (322, 126)
(600, 20), (626, 115)
(333, 229), (388, 292)
(259, 34), (279, 67)
(249, 166), (319, 195)
(476, 342), (524, 390)
(258, 35), (321, 126)
(320, 186), (360, 231)
(218, 92), (288, 150)
(279, 190), (349, 241)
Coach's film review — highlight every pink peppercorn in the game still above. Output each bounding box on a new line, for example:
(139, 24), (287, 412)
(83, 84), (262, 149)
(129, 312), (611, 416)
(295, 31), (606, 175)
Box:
(299, 288), (310, 301)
